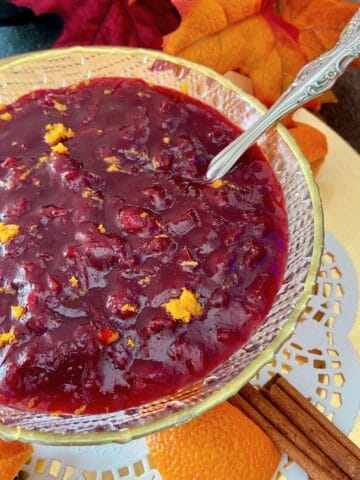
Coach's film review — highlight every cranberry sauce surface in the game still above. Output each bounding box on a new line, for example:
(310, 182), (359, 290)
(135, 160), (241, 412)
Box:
(0, 78), (287, 414)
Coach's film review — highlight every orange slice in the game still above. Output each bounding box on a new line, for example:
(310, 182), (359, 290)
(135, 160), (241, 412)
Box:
(147, 401), (280, 480)
(0, 440), (33, 480)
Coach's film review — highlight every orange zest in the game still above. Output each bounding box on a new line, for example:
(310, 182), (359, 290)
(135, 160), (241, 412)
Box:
(44, 123), (74, 146)
(0, 223), (19, 243)
(0, 328), (16, 347)
(162, 287), (202, 323)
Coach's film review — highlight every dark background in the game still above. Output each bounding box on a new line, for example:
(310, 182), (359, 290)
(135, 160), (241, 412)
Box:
(0, 0), (359, 152)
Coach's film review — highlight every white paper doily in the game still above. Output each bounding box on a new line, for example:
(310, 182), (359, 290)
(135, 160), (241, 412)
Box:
(19, 230), (360, 480)
(257, 230), (360, 479)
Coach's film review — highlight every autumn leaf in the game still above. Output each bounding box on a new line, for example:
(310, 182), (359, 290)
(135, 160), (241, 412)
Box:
(164, 0), (358, 106)
(0, 440), (33, 480)
(288, 121), (328, 165)
(280, 0), (359, 64)
(288, 119), (329, 175)
(11, 0), (179, 49)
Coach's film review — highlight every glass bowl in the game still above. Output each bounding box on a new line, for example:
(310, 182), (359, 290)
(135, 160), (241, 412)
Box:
(0, 47), (323, 445)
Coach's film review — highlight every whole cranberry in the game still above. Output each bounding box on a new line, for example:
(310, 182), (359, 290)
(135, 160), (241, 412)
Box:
(140, 234), (174, 257)
(107, 293), (139, 319)
(152, 150), (173, 171)
(140, 315), (174, 339)
(210, 289), (230, 308)
(46, 274), (62, 294)
(3, 198), (30, 219)
(166, 209), (200, 237)
(117, 206), (160, 237)
(2, 157), (17, 169)
(41, 205), (71, 224)
(142, 185), (173, 211)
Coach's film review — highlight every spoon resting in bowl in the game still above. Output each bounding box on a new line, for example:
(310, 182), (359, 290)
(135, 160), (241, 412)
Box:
(206, 9), (360, 180)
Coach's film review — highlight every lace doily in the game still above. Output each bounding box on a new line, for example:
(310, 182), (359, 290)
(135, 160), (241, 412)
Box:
(20, 231), (360, 480)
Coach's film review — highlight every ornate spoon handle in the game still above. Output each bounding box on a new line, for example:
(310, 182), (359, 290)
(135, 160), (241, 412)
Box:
(206, 9), (360, 180)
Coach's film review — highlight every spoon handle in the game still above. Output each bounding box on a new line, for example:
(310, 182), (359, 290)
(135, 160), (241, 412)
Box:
(206, 9), (360, 180)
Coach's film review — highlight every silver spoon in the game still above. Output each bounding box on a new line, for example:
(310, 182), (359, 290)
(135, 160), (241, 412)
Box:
(206, 9), (360, 180)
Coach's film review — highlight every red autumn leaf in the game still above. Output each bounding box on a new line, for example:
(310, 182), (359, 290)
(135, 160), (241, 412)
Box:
(11, 0), (179, 49)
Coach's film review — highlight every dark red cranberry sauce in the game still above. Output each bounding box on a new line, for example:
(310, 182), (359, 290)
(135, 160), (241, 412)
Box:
(0, 78), (287, 414)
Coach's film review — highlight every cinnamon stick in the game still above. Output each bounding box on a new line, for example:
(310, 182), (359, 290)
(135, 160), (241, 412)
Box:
(264, 380), (360, 479)
(267, 374), (360, 461)
(238, 383), (349, 480)
(229, 394), (340, 480)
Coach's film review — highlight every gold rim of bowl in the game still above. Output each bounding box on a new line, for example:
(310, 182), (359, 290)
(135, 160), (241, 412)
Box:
(0, 46), (324, 445)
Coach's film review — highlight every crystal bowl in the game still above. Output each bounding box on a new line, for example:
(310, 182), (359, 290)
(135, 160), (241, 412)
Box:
(0, 47), (323, 445)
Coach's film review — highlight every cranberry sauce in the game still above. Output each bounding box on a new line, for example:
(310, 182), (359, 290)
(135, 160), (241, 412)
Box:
(0, 78), (287, 414)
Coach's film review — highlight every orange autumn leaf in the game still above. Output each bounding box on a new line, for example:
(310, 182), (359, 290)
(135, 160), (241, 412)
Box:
(0, 440), (33, 480)
(280, 0), (359, 64)
(288, 121), (328, 165)
(248, 16), (306, 105)
(164, 0), (358, 106)
(164, 0), (306, 106)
